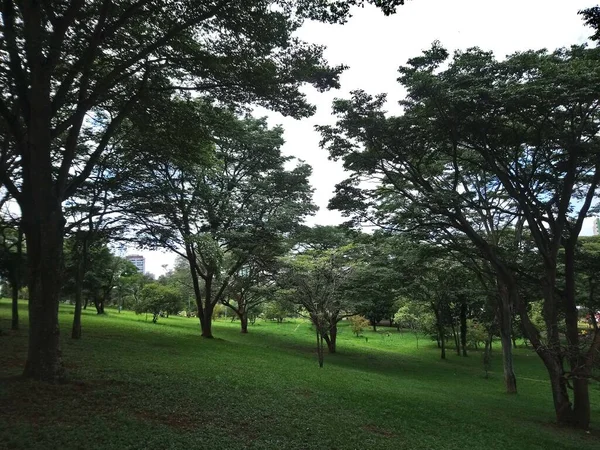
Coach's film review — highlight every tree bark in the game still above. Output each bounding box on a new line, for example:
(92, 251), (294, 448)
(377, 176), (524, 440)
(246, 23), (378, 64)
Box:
(71, 238), (88, 339)
(21, 206), (66, 382)
(200, 301), (215, 338)
(11, 227), (23, 331)
(451, 321), (460, 356)
(11, 282), (19, 331)
(497, 279), (517, 394)
(564, 243), (590, 428)
(240, 312), (248, 333)
(325, 324), (337, 353)
(460, 301), (467, 357)
(433, 303), (445, 359)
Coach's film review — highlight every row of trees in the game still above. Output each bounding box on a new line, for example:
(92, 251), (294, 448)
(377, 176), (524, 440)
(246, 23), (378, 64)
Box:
(317, 26), (600, 426)
(0, 0), (406, 382)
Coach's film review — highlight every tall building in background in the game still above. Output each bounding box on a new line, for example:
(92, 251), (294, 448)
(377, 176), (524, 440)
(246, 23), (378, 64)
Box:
(594, 218), (600, 236)
(126, 255), (145, 273)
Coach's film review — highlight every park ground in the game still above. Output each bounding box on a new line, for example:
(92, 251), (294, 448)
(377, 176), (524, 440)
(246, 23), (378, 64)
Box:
(1, 300), (600, 450)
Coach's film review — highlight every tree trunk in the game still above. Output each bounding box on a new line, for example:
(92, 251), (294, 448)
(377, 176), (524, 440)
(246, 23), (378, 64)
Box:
(316, 328), (324, 368)
(497, 280), (517, 394)
(94, 296), (104, 315)
(563, 243), (590, 428)
(11, 227), (23, 331)
(240, 312), (248, 333)
(326, 324), (337, 353)
(71, 238), (88, 339)
(440, 328), (446, 360)
(200, 301), (215, 338)
(451, 321), (460, 356)
(21, 207), (66, 382)
(433, 303), (445, 359)
(499, 326), (517, 394)
(460, 301), (467, 357)
(11, 282), (19, 331)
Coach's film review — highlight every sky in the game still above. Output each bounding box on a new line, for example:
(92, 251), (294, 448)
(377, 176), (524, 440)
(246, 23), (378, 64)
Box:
(137, 0), (598, 277)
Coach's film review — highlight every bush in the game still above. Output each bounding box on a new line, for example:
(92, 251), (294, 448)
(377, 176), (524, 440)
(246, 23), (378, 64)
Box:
(349, 315), (370, 337)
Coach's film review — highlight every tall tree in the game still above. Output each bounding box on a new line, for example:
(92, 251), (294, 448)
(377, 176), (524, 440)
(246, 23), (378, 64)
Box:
(123, 107), (315, 338)
(320, 43), (600, 427)
(0, 0), (408, 381)
(276, 226), (360, 360)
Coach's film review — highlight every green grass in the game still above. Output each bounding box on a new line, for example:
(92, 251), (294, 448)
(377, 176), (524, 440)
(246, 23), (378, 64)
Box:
(1, 299), (599, 450)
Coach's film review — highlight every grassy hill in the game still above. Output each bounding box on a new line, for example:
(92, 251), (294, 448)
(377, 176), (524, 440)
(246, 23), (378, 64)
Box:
(1, 300), (599, 449)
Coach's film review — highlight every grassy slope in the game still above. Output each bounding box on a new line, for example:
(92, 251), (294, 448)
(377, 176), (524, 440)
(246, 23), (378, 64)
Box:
(1, 300), (599, 450)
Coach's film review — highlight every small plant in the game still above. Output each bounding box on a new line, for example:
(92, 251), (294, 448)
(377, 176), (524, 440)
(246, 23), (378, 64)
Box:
(349, 315), (370, 337)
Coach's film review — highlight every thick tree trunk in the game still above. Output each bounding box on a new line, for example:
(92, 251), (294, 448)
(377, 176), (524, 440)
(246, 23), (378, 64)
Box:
(328, 324), (337, 353)
(21, 207), (66, 382)
(200, 302), (215, 338)
(323, 331), (336, 353)
(240, 313), (248, 333)
(460, 302), (467, 357)
(94, 297), (105, 315)
(564, 243), (590, 428)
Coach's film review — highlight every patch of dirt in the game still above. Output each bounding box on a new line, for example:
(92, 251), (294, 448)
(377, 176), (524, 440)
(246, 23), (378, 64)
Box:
(361, 424), (397, 438)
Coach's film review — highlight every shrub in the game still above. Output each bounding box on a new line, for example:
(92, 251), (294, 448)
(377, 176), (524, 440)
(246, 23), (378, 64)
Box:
(349, 315), (370, 337)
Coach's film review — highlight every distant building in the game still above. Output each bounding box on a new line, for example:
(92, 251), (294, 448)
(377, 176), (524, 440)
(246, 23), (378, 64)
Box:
(126, 255), (145, 273)
(594, 218), (600, 236)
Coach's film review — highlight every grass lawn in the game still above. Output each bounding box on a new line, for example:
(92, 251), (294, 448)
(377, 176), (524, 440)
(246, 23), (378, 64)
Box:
(1, 299), (599, 450)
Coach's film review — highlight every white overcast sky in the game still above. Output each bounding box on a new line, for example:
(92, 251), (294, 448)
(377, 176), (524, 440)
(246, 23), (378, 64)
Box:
(140, 0), (597, 276)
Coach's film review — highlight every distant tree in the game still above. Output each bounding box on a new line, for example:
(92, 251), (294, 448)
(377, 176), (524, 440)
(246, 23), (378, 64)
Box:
(0, 218), (25, 330)
(349, 315), (370, 337)
(276, 241), (358, 366)
(123, 109), (315, 339)
(134, 284), (183, 323)
(394, 300), (433, 348)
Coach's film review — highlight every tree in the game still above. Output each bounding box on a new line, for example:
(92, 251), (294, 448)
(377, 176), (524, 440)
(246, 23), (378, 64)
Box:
(0, 0), (406, 382)
(393, 300), (432, 348)
(320, 42), (600, 427)
(124, 109), (315, 338)
(134, 284), (183, 323)
(346, 235), (399, 331)
(276, 236), (358, 365)
(221, 259), (279, 333)
(349, 315), (370, 337)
